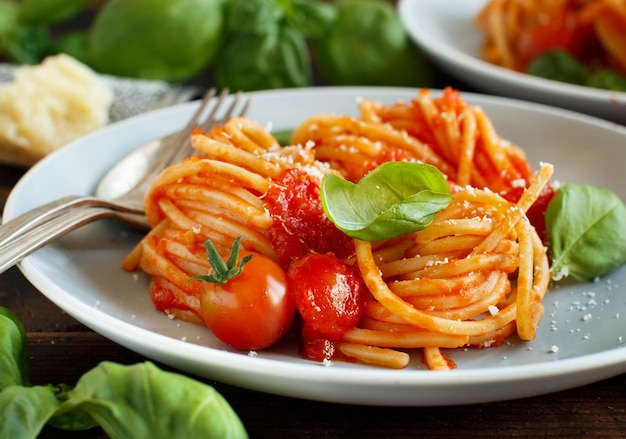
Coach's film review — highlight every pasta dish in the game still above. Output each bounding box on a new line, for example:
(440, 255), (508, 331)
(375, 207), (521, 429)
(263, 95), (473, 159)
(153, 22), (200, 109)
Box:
(123, 88), (555, 371)
(475, 0), (626, 88)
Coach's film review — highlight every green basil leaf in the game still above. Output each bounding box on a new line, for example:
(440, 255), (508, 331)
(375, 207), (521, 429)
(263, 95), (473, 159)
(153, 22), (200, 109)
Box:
(225, 0), (284, 35)
(527, 50), (588, 85)
(88, 0), (225, 82)
(546, 184), (626, 281)
(288, 0), (337, 39)
(271, 129), (293, 146)
(321, 162), (453, 241)
(0, 306), (30, 389)
(61, 361), (248, 439)
(1, 24), (50, 65)
(214, 24), (311, 91)
(310, 0), (433, 86)
(0, 1), (19, 37)
(587, 68), (626, 92)
(0, 385), (61, 439)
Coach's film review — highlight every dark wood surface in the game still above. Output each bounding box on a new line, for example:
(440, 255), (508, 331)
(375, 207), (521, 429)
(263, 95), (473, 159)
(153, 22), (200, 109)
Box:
(2, 7), (626, 437)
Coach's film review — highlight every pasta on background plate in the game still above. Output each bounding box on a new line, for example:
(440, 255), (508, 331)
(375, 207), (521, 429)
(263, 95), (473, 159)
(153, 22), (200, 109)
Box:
(123, 88), (554, 371)
(476, 0), (626, 83)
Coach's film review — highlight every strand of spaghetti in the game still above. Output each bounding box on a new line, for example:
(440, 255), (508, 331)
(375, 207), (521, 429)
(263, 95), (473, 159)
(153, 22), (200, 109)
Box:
(292, 114), (456, 178)
(139, 241), (201, 313)
(355, 239), (518, 336)
(357, 98), (384, 123)
(515, 219), (539, 340)
(410, 235), (493, 256)
(474, 106), (519, 182)
(122, 218), (170, 271)
(158, 238), (208, 275)
(206, 117), (278, 153)
(443, 187), (510, 217)
(468, 321), (517, 347)
(163, 184), (272, 228)
(359, 317), (417, 332)
(191, 135), (283, 178)
(323, 134), (385, 157)
(438, 105), (462, 162)
(421, 273), (509, 321)
(402, 272), (508, 318)
(531, 222), (551, 300)
(389, 271), (488, 297)
(156, 197), (276, 258)
(145, 158), (269, 226)
(412, 218), (495, 243)
(337, 343), (410, 369)
(423, 347), (454, 371)
(457, 107), (478, 186)
(370, 239), (415, 264)
(485, 0), (515, 68)
(398, 252), (518, 280)
(379, 253), (460, 279)
(472, 162), (553, 255)
(364, 302), (412, 325)
(343, 328), (469, 349)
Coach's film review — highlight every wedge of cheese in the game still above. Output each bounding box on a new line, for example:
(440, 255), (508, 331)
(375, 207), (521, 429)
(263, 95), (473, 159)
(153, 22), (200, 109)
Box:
(0, 54), (112, 167)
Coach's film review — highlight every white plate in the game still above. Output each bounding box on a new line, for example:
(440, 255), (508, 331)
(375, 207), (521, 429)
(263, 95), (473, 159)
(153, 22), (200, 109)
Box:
(5, 87), (626, 406)
(398, 0), (626, 125)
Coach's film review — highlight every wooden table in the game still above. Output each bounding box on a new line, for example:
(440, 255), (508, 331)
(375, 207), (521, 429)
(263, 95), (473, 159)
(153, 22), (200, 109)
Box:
(2, 34), (626, 439)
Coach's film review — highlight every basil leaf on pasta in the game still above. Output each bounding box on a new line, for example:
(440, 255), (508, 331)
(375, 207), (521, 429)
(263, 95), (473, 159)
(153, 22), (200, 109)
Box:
(320, 162), (453, 241)
(546, 184), (626, 281)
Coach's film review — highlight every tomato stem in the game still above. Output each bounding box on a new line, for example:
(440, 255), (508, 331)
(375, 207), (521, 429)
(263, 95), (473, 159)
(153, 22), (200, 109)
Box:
(188, 236), (253, 286)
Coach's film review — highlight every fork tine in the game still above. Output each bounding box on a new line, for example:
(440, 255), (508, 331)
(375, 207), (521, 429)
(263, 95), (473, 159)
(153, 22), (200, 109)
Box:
(170, 89), (251, 165)
(141, 88), (251, 181)
(205, 90), (251, 128)
(197, 88), (231, 131)
(167, 87), (218, 154)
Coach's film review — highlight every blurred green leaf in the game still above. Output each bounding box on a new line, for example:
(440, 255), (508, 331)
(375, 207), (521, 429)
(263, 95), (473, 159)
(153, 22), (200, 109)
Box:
(1, 24), (50, 64)
(0, 1), (19, 36)
(19, 0), (93, 25)
(50, 30), (90, 64)
(88, 0), (226, 82)
(215, 23), (311, 91)
(226, 0), (283, 34)
(311, 0), (432, 86)
(287, 0), (336, 39)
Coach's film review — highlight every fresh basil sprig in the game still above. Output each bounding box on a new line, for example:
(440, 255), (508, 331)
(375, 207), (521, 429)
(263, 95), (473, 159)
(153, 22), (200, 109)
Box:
(0, 306), (248, 439)
(546, 184), (626, 281)
(320, 162), (453, 241)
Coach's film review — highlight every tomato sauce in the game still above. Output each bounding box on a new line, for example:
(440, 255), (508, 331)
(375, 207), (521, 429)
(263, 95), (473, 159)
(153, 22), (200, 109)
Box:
(265, 168), (355, 267)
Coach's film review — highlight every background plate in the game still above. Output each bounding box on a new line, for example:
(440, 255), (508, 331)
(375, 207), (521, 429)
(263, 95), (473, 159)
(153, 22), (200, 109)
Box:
(398, 0), (626, 125)
(4, 87), (626, 406)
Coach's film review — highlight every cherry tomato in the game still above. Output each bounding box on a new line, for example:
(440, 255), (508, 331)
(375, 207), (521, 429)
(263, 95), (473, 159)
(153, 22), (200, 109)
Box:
(299, 322), (338, 363)
(265, 168), (355, 267)
(287, 253), (366, 340)
(199, 251), (295, 350)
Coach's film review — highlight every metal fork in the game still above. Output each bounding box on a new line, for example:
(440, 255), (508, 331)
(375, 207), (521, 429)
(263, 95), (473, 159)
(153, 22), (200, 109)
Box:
(0, 89), (250, 274)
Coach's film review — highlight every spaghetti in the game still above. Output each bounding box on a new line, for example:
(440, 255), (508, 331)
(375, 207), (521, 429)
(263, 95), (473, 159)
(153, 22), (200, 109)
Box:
(124, 88), (554, 370)
(475, 0), (626, 73)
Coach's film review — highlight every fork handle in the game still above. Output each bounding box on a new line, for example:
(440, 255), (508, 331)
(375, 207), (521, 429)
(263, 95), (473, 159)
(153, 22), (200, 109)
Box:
(0, 195), (142, 248)
(0, 206), (144, 275)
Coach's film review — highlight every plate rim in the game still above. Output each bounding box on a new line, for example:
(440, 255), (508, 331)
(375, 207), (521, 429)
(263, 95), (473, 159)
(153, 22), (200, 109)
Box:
(397, 0), (626, 109)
